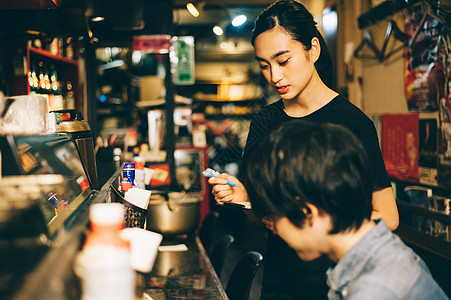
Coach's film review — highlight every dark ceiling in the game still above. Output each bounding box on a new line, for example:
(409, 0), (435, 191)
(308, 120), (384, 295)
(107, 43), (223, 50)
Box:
(0, 0), (273, 46)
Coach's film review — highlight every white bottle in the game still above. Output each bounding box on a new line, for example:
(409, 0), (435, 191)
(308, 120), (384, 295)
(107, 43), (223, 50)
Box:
(75, 203), (135, 300)
(134, 156), (145, 189)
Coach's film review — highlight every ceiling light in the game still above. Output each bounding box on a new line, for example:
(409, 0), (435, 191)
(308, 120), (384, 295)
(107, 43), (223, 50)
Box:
(213, 26), (223, 36)
(186, 1), (206, 18)
(232, 15), (247, 27)
(91, 16), (105, 22)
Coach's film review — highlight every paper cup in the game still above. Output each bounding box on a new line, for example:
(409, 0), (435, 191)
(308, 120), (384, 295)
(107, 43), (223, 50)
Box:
(124, 188), (152, 210)
(121, 228), (163, 273)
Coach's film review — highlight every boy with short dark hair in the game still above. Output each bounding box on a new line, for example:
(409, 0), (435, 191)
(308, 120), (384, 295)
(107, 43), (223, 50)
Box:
(246, 120), (447, 299)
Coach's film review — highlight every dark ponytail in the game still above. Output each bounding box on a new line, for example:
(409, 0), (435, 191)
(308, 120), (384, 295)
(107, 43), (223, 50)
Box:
(314, 28), (334, 89)
(251, 0), (334, 88)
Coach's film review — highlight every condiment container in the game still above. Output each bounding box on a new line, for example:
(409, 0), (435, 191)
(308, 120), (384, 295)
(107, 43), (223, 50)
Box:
(74, 203), (135, 300)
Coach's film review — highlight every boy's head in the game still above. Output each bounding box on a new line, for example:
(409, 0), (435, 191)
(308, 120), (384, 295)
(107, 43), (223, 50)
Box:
(246, 120), (373, 259)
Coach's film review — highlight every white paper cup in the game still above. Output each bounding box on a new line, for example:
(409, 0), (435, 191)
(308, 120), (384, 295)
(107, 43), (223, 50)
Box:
(121, 228), (163, 273)
(124, 187), (152, 210)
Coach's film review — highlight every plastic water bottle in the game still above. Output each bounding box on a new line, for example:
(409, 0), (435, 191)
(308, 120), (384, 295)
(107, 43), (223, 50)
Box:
(75, 203), (135, 300)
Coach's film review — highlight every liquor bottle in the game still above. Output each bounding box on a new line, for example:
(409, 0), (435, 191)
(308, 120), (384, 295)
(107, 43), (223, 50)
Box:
(28, 63), (35, 91)
(65, 37), (74, 59)
(30, 62), (39, 91)
(32, 39), (42, 49)
(65, 80), (75, 109)
(38, 61), (45, 93)
(50, 64), (57, 93)
(58, 38), (64, 57)
(43, 63), (51, 92)
(49, 38), (59, 55)
(50, 64), (64, 110)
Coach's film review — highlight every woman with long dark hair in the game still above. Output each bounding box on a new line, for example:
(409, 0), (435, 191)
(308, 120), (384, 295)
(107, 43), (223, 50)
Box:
(208, 1), (399, 298)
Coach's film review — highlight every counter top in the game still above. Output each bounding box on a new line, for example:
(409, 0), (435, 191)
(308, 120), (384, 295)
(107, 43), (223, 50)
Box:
(144, 235), (228, 300)
(8, 170), (227, 300)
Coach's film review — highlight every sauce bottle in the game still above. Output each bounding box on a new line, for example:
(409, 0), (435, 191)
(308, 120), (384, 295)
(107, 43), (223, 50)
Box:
(75, 203), (135, 300)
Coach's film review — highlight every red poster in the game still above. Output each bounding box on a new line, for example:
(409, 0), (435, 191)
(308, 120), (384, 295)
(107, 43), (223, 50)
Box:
(381, 113), (419, 181)
(133, 35), (170, 53)
(404, 5), (444, 112)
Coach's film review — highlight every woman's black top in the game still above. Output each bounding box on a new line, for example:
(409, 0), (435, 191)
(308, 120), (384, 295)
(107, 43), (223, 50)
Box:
(241, 94), (391, 300)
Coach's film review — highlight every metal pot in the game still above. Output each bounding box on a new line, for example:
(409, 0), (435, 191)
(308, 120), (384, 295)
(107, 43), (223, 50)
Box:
(146, 192), (201, 236)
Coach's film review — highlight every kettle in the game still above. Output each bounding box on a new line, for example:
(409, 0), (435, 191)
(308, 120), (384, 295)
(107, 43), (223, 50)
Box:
(53, 109), (100, 190)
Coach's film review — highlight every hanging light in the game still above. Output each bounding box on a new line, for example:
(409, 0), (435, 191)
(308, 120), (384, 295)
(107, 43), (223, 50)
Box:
(212, 25), (223, 36)
(186, 1), (206, 18)
(231, 14), (247, 27)
(91, 16), (105, 22)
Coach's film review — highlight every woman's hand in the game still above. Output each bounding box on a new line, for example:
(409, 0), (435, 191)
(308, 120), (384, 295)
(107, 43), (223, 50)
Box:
(208, 173), (248, 203)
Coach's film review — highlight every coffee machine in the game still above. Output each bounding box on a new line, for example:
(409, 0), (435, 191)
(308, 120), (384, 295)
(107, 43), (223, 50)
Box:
(54, 109), (99, 190)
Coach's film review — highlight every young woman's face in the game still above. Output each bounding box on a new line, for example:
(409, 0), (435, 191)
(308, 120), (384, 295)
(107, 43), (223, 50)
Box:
(254, 27), (318, 101)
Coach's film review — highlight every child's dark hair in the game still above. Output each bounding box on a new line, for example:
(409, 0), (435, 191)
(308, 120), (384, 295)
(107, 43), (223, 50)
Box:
(251, 0), (334, 88)
(246, 120), (373, 234)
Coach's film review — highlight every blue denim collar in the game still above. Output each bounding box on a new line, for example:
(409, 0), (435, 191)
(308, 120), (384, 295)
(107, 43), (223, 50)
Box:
(326, 219), (390, 293)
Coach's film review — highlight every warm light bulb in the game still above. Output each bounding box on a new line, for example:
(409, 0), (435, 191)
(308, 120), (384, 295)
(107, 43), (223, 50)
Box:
(232, 15), (247, 27)
(213, 26), (223, 36)
(91, 16), (105, 22)
(186, 3), (200, 17)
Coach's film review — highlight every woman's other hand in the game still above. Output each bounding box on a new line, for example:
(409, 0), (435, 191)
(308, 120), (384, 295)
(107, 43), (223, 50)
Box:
(208, 173), (248, 203)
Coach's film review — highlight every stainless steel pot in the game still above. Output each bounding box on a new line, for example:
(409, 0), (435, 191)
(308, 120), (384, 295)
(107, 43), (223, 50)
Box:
(146, 192), (201, 236)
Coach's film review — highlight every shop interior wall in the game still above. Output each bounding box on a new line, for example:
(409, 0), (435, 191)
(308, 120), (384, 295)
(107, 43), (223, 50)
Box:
(193, 0), (410, 116)
(195, 62), (261, 82)
(339, 0), (409, 114)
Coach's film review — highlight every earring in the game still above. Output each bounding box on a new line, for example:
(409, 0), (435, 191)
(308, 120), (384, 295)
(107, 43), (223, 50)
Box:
(301, 206), (314, 226)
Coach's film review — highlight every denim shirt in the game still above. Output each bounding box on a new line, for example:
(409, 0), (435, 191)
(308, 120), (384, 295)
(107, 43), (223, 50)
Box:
(326, 220), (448, 300)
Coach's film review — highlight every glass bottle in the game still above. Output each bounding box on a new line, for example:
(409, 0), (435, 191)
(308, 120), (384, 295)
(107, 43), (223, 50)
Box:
(65, 80), (75, 109)
(38, 61), (45, 93)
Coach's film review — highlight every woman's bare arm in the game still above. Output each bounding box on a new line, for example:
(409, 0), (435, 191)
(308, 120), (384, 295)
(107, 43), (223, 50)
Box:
(371, 187), (399, 230)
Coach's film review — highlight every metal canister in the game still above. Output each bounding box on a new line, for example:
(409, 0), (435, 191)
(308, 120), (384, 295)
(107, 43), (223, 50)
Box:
(123, 162), (136, 187)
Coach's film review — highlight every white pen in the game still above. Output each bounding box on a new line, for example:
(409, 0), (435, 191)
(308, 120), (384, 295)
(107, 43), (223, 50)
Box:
(202, 168), (237, 187)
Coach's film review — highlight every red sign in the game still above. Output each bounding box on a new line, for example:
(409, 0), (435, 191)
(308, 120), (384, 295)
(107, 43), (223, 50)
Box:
(133, 35), (170, 53)
(381, 113), (419, 181)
